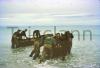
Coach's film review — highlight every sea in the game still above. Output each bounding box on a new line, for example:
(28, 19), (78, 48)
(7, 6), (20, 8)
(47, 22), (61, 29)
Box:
(0, 25), (100, 68)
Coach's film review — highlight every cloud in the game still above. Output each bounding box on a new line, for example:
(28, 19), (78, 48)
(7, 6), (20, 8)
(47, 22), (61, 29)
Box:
(0, 0), (100, 26)
(0, 13), (100, 26)
(0, 0), (100, 13)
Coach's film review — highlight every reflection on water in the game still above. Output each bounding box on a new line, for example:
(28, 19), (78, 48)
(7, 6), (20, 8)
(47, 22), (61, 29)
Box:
(0, 36), (100, 68)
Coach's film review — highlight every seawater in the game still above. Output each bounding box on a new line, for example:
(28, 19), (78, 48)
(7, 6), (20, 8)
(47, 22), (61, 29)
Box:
(0, 25), (100, 68)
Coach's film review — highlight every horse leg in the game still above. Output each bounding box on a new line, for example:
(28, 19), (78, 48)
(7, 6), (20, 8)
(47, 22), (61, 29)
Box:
(29, 49), (35, 57)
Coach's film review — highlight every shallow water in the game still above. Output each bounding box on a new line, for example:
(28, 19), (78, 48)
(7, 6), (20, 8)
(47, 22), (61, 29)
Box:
(0, 26), (100, 68)
(0, 35), (100, 68)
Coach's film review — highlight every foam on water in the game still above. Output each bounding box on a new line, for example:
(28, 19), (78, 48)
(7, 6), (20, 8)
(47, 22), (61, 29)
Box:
(0, 39), (100, 68)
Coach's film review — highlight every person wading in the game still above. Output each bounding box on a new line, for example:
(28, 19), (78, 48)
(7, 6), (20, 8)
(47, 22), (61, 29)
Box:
(11, 30), (21, 48)
(54, 33), (63, 58)
(29, 30), (41, 60)
(20, 29), (27, 40)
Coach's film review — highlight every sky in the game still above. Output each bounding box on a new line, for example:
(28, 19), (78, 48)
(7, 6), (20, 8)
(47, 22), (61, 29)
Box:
(0, 0), (100, 26)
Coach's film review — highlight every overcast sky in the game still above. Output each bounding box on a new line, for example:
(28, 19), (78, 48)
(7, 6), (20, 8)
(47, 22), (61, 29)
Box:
(0, 0), (100, 26)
